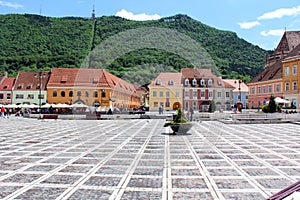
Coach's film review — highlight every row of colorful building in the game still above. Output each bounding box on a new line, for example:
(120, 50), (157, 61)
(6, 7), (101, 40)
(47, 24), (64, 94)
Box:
(0, 67), (248, 112)
(1, 31), (298, 112)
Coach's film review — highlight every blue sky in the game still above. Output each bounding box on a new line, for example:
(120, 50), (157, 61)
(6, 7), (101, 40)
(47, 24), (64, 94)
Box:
(0, 0), (300, 50)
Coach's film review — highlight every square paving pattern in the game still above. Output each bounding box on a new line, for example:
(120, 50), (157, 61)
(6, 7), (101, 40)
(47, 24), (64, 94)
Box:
(0, 117), (299, 199)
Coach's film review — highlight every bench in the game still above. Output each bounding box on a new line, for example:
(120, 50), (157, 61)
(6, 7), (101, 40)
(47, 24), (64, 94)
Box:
(42, 114), (58, 119)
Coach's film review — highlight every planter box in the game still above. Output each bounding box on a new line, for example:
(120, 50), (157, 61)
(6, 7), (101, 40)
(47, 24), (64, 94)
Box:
(170, 123), (192, 134)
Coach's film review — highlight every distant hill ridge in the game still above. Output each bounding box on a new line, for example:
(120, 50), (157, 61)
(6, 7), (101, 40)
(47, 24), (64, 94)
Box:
(0, 13), (265, 83)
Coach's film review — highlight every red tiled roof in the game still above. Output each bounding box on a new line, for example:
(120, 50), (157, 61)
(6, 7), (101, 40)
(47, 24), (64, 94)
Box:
(0, 78), (15, 91)
(13, 71), (50, 90)
(180, 68), (226, 88)
(149, 72), (182, 87)
(223, 79), (249, 92)
(48, 68), (137, 95)
(275, 31), (300, 53)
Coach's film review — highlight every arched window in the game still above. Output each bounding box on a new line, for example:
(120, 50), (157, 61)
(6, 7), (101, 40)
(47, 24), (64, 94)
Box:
(69, 91), (73, 97)
(60, 91), (65, 97)
(156, 79), (162, 85)
(101, 90), (106, 98)
(200, 79), (205, 86)
(192, 78), (197, 86)
(93, 91), (98, 98)
(208, 79), (212, 86)
(85, 91), (89, 97)
(77, 91), (81, 97)
(53, 91), (57, 97)
(184, 79), (189, 86)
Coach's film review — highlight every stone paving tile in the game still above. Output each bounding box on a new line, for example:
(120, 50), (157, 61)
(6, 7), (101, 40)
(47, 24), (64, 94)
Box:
(0, 118), (300, 199)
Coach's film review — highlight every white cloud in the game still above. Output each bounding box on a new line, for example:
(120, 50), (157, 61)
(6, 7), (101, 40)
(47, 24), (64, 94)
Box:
(258, 5), (300, 20)
(238, 21), (260, 29)
(261, 29), (285, 37)
(115, 9), (161, 21)
(0, 0), (23, 9)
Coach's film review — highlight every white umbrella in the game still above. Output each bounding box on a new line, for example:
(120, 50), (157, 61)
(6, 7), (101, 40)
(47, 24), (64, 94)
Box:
(41, 103), (52, 108)
(274, 97), (290, 104)
(21, 104), (38, 108)
(4, 104), (18, 108)
(71, 103), (88, 108)
(53, 103), (70, 108)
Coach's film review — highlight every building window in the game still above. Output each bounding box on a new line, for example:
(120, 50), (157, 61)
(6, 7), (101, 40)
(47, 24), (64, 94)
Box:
(275, 84), (280, 92)
(192, 78), (197, 86)
(184, 79), (189, 86)
(93, 91), (98, 98)
(209, 91), (213, 98)
(217, 92), (222, 98)
(268, 85), (272, 93)
(153, 91), (157, 97)
(16, 94), (24, 99)
(101, 90), (106, 98)
(285, 82), (290, 91)
(293, 81), (297, 90)
(53, 91), (57, 97)
(69, 91), (73, 97)
(169, 80), (174, 85)
(193, 90), (197, 98)
(156, 79), (161, 85)
(200, 79), (205, 86)
(285, 66), (290, 76)
(166, 91), (170, 98)
(159, 91), (163, 97)
(27, 94), (34, 99)
(7, 93), (11, 100)
(185, 91), (189, 99)
(293, 65), (297, 75)
(85, 91), (89, 97)
(207, 79), (212, 86)
(175, 91), (179, 98)
(201, 91), (205, 98)
(263, 85), (266, 93)
(257, 86), (261, 94)
(61, 91), (65, 97)
(225, 92), (230, 98)
(77, 91), (82, 97)
(154, 102), (158, 107)
(0, 93), (3, 100)
(251, 87), (255, 94)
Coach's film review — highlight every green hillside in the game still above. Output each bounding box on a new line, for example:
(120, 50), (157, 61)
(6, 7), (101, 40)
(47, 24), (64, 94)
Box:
(0, 14), (265, 82)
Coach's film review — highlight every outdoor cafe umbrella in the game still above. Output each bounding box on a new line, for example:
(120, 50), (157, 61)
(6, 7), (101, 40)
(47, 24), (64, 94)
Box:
(71, 103), (88, 108)
(52, 103), (70, 108)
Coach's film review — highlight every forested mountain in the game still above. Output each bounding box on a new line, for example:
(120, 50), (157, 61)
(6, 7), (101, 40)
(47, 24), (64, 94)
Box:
(0, 14), (266, 83)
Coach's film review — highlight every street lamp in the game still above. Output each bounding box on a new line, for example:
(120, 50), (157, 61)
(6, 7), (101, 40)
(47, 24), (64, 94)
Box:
(234, 79), (242, 103)
(38, 71), (42, 118)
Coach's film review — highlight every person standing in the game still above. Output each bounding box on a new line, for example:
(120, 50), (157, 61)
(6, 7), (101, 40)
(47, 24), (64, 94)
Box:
(1, 106), (5, 118)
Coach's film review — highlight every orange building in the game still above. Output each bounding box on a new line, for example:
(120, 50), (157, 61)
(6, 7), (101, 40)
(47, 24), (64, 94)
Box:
(47, 68), (140, 108)
(282, 44), (300, 108)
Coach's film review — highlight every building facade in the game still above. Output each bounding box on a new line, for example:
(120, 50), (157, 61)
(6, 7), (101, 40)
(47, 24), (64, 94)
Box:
(12, 71), (50, 105)
(0, 76), (15, 105)
(148, 72), (183, 112)
(282, 44), (300, 108)
(222, 79), (249, 108)
(47, 68), (140, 108)
(248, 31), (300, 108)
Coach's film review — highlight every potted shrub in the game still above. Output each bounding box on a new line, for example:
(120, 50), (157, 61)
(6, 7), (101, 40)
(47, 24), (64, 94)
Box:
(163, 109), (192, 134)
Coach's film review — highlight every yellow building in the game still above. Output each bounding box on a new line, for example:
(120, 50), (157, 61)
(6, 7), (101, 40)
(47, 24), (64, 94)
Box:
(148, 73), (183, 112)
(282, 45), (300, 108)
(47, 68), (140, 109)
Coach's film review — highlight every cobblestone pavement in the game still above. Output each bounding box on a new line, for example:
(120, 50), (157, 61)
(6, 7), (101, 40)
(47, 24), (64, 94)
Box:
(0, 117), (299, 200)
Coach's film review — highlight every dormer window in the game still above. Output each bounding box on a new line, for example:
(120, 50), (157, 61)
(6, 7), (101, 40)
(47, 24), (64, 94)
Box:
(184, 78), (189, 86)
(61, 75), (68, 83)
(200, 79), (205, 86)
(192, 78), (197, 86)
(156, 79), (162, 85)
(218, 81), (222, 86)
(26, 84), (32, 89)
(92, 78), (99, 84)
(208, 79), (212, 86)
(3, 85), (8, 89)
(169, 80), (174, 85)
(36, 84), (40, 89)
(17, 85), (22, 89)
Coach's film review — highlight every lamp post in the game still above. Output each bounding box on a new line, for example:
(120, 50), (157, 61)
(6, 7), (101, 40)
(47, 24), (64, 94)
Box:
(234, 79), (242, 103)
(38, 71), (42, 119)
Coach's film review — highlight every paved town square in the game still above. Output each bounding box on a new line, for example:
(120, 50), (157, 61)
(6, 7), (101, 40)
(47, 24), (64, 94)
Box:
(0, 117), (299, 199)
